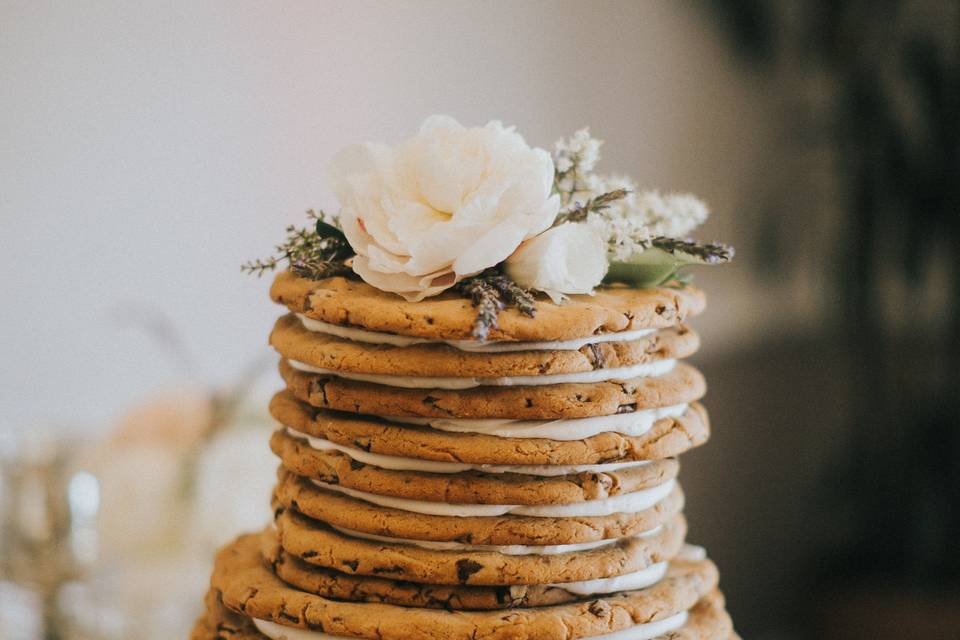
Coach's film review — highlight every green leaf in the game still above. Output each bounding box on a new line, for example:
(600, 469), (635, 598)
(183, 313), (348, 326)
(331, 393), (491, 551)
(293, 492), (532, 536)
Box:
(604, 240), (734, 288)
(605, 248), (681, 287)
(315, 219), (348, 243)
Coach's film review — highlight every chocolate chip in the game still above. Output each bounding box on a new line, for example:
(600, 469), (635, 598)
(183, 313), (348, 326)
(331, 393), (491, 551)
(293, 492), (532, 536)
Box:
(455, 558), (483, 583)
(309, 379), (330, 405)
(341, 558), (358, 571)
(279, 610), (300, 624)
(588, 343), (606, 369)
(372, 565), (404, 574)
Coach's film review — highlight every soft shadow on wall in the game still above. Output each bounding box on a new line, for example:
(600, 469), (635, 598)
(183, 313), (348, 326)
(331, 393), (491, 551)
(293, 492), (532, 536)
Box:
(688, 1), (960, 638)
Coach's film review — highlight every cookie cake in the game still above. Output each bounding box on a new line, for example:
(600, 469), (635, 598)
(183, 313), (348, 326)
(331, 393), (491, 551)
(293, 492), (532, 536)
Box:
(192, 117), (737, 639)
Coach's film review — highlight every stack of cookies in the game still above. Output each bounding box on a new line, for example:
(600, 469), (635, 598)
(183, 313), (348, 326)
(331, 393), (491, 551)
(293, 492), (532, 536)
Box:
(192, 271), (737, 640)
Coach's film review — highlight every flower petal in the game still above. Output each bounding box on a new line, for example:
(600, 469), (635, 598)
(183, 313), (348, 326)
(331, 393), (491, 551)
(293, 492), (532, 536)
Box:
(505, 223), (608, 298)
(453, 221), (528, 276)
(352, 256), (455, 301)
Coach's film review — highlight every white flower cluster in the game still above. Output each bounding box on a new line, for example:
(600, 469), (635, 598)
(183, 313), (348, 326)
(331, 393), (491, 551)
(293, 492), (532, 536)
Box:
(553, 127), (602, 179)
(637, 191), (710, 238)
(551, 129), (710, 263)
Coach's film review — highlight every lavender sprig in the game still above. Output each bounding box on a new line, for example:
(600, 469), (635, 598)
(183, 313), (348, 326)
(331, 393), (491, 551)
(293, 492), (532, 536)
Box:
(649, 237), (736, 264)
(554, 189), (631, 225)
(242, 209), (355, 280)
(457, 270), (537, 340)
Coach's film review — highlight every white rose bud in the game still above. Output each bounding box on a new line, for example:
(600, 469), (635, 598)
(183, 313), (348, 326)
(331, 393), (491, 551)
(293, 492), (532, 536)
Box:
(505, 223), (609, 303)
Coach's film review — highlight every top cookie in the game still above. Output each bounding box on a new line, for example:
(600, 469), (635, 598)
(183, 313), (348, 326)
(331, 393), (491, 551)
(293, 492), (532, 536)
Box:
(271, 272), (706, 342)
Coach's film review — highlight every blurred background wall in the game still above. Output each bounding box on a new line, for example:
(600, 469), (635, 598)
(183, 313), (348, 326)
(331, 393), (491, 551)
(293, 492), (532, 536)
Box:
(2, 1), (958, 639)
(0, 0), (780, 432)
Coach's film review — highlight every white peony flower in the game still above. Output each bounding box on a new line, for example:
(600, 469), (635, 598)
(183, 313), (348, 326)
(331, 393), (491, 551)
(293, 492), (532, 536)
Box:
(329, 115), (560, 301)
(505, 223), (609, 303)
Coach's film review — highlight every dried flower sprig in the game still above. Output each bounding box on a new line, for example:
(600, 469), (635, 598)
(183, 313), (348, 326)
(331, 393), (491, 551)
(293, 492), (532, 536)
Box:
(605, 237), (736, 287)
(650, 237), (736, 264)
(457, 269), (537, 340)
(550, 128), (735, 288)
(242, 209), (355, 280)
(554, 188), (631, 225)
(553, 128), (603, 206)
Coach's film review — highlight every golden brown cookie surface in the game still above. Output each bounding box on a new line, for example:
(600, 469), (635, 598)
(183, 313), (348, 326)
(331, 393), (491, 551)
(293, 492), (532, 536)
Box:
(262, 527), (714, 611)
(274, 507), (687, 586)
(271, 272), (706, 342)
(270, 313), (700, 378)
(211, 534), (724, 640)
(662, 590), (735, 639)
(273, 468), (686, 546)
(270, 392), (709, 465)
(278, 360), (707, 419)
(270, 430), (680, 505)
(190, 588), (264, 640)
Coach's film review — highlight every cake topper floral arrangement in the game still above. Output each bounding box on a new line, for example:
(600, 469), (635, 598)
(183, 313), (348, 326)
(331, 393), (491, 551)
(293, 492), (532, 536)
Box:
(244, 116), (734, 338)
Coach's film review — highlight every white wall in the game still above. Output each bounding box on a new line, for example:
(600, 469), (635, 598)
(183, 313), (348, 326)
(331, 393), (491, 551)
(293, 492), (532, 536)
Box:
(0, 1), (775, 435)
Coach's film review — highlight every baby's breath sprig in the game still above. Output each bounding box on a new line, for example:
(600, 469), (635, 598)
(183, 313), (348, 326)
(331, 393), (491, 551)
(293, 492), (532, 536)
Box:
(457, 269), (537, 340)
(552, 128), (603, 209)
(242, 209), (355, 281)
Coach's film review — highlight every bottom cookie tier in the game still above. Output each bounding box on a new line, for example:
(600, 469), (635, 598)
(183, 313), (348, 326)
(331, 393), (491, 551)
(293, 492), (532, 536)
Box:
(192, 534), (736, 640)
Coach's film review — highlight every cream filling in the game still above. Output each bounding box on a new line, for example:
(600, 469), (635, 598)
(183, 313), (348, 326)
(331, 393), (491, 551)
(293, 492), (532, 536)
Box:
(297, 314), (657, 352)
(580, 611), (688, 640)
(286, 427), (651, 477)
(550, 561), (669, 595)
(678, 544), (707, 561)
(309, 478), (675, 518)
(388, 404), (688, 441)
(254, 609), (687, 640)
(328, 523), (662, 556)
(287, 358), (677, 389)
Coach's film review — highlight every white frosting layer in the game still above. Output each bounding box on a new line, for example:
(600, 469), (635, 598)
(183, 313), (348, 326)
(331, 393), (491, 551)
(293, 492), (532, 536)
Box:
(551, 561), (669, 595)
(582, 611), (688, 640)
(390, 404), (688, 441)
(330, 525), (663, 556)
(329, 524), (662, 555)
(309, 478), (675, 518)
(287, 358), (676, 389)
(286, 427), (652, 477)
(254, 609), (687, 640)
(678, 544), (707, 561)
(297, 314), (656, 353)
